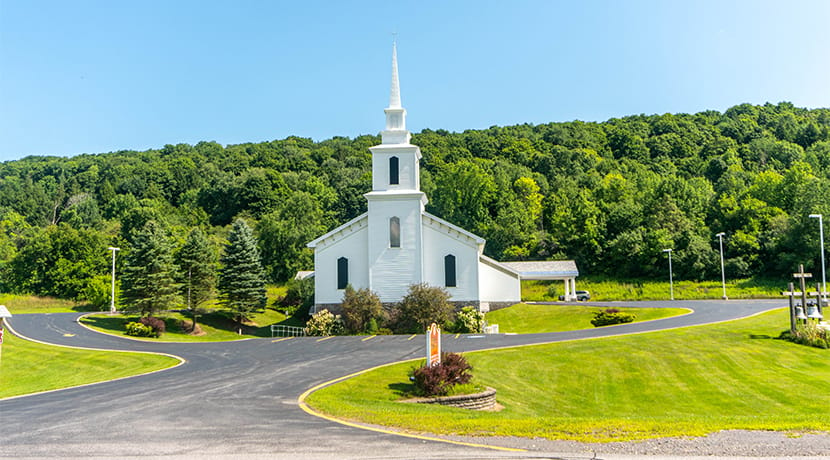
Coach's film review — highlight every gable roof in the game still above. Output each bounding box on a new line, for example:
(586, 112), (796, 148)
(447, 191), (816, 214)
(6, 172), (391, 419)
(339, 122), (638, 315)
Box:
(500, 260), (579, 279)
(306, 213), (368, 249)
(422, 212), (486, 251)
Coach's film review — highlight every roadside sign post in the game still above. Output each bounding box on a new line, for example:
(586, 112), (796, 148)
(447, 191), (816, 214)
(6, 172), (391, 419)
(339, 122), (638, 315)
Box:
(426, 323), (441, 367)
(0, 305), (12, 367)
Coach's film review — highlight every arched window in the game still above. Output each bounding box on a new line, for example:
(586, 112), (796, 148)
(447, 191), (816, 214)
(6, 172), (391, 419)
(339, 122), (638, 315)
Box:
(389, 156), (399, 185)
(389, 217), (400, 248)
(444, 254), (456, 287)
(337, 257), (348, 289)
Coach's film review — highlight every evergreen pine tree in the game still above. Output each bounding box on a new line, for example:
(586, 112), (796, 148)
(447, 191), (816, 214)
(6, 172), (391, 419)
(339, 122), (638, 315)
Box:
(176, 227), (217, 331)
(218, 219), (266, 333)
(121, 221), (181, 317)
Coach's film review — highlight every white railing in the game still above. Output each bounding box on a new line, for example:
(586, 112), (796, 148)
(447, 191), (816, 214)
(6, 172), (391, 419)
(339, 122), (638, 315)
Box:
(271, 325), (305, 337)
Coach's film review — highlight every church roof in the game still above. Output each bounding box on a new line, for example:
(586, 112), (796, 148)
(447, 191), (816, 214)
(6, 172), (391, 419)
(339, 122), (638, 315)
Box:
(500, 260), (579, 279)
(422, 212), (485, 249)
(306, 213), (368, 249)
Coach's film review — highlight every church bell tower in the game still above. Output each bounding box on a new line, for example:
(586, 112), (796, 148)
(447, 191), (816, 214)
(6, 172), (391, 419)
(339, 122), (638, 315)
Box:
(364, 41), (427, 302)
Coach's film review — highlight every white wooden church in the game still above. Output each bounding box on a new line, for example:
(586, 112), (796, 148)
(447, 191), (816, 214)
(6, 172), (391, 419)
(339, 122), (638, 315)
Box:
(307, 44), (580, 313)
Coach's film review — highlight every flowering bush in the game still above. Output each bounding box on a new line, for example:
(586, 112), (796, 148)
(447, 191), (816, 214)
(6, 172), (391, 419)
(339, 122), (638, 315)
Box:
(591, 308), (635, 327)
(452, 306), (485, 333)
(780, 322), (830, 349)
(411, 352), (473, 397)
(304, 309), (345, 336)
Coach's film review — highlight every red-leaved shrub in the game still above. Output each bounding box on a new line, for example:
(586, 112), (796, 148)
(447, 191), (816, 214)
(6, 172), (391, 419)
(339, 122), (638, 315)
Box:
(140, 316), (166, 336)
(411, 352), (473, 397)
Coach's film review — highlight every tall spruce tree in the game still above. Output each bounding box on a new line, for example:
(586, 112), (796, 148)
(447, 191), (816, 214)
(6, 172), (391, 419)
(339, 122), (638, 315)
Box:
(218, 219), (266, 333)
(176, 227), (217, 331)
(121, 221), (180, 317)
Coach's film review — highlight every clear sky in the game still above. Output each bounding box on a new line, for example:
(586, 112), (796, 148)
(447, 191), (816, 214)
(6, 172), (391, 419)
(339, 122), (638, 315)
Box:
(1, 0), (828, 161)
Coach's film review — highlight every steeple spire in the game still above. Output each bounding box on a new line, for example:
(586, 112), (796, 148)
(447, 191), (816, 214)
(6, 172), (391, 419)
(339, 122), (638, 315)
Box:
(382, 39), (409, 145)
(389, 40), (401, 109)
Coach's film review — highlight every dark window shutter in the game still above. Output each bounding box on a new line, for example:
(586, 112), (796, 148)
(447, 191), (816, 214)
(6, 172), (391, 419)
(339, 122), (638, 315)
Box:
(337, 257), (348, 289)
(389, 156), (399, 185)
(444, 254), (456, 287)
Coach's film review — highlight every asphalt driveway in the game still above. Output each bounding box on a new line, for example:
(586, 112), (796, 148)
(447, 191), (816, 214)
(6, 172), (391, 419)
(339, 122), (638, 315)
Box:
(0, 299), (797, 459)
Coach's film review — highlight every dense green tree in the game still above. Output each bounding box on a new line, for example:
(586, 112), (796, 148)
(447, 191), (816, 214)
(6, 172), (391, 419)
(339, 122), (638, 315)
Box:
(176, 227), (217, 330)
(258, 191), (327, 282)
(121, 221), (180, 317)
(218, 219), (267, 332)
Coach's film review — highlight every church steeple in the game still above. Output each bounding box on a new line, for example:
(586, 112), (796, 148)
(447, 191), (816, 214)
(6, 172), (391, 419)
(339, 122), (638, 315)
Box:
(389, 40), (401, 109)
(382, 40), (410, 145)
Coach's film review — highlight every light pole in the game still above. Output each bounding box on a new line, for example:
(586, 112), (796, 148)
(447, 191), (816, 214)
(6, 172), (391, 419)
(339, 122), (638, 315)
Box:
(716, 232), (727, 300)
(662, 248), (674, 301)
(108, 247), (120, 314)
(809, 214), (826, 300)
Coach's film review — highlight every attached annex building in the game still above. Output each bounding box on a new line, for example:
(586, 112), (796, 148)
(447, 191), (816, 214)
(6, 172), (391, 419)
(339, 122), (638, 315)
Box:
(307, 44), (578, 313)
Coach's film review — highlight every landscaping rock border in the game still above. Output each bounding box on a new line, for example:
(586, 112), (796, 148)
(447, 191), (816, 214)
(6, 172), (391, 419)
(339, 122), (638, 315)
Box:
(405, 387), (497, 410)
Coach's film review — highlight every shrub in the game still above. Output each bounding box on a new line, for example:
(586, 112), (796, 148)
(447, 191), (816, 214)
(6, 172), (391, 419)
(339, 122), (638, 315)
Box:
(411, 352), (473, 397)
(125, 321), (156, 337)
(140, 316), (166, 335)
(591, 308), (636, 327)
(340, 285), (385, 334)
(452, 306), (485, 333)
(304, 309), (345, 336)
(280, 276), (315, 317)
(82, 275), (113, 310)
(780, 323), (830, 349)
(391, 283), (453, 334)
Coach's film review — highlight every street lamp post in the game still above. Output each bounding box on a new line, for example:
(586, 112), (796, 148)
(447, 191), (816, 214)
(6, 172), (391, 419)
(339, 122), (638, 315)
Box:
(809, 214), (826, 300)
(108, 247), (120, 314)
(662, 248), (674, 301)
(716, 232), (727, 300)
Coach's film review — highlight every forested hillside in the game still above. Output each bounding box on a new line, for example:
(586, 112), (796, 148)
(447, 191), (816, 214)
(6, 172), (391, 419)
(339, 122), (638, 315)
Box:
(1, 102), (829, 303)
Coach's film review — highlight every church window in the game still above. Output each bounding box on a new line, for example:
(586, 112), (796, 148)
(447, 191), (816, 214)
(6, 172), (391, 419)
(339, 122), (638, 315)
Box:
(390, 217), (400, 248)
(337, 257), (349, 289)
(389, 156), (399, 185)
(444, 254), (456, 287)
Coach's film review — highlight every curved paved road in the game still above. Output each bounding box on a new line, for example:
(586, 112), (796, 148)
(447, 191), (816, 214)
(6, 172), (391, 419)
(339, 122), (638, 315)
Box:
(0, 300), (787, 459)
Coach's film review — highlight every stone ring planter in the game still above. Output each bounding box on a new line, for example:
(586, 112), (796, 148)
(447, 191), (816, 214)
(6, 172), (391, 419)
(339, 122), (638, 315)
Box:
(403, 387), (497, 411)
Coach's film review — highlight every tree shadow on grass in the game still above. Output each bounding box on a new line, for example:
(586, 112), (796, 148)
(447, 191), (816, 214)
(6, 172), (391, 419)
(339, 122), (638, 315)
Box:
(388, 382), (415, 397)
(749, 334), (773, 339)
(80, 315), (130, 333)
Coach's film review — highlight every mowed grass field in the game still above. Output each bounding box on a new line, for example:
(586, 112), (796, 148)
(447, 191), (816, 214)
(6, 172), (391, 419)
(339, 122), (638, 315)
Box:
(523, 277), (781, 302)
(486, 304), (689, 334)
(306, 308), (830, 442)
(0, 331), (180, 399)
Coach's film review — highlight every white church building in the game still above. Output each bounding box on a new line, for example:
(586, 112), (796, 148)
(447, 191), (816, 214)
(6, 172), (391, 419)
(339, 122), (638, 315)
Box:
(307, 44), (579, 313)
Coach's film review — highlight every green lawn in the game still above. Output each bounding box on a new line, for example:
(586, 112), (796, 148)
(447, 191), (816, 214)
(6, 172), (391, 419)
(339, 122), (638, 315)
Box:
(306, 308), (830, 442)
(0, 331), (180, 399)
(81, 308), (298, 342)
(0, 294), (93, 314)
(486, 304), (688, 334)
(523, 277), (782, 301)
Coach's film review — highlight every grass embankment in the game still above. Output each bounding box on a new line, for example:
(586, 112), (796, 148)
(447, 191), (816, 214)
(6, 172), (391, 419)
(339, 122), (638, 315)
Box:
(81, 307), (300, 342)
(0, 294), (91, 314)
(307, 308), (830, 442)
(523, 277), (781, 302)
(0, 331), (179, 399)
(485, 304), (688, 334)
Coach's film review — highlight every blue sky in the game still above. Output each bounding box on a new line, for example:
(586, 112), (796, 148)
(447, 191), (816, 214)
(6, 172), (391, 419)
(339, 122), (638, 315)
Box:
(1, 0), (829, 161)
